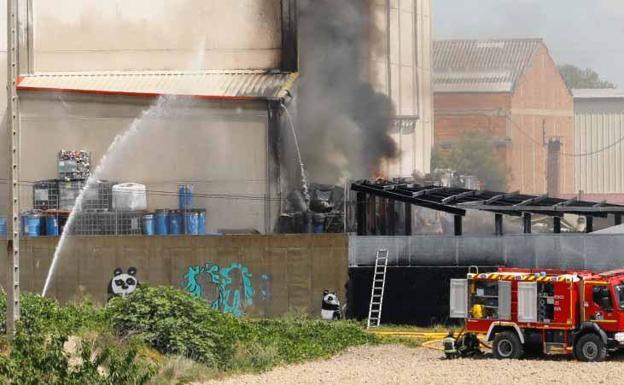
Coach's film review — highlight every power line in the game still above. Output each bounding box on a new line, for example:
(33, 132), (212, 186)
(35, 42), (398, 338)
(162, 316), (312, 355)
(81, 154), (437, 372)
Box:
(506, 116), (624, 158)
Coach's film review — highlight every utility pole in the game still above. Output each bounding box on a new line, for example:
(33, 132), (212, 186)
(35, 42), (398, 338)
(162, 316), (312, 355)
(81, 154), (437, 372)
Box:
(7, 0), (20, 335)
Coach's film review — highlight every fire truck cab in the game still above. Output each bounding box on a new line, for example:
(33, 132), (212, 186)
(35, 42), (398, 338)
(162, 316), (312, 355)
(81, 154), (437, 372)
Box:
(449, 267), (624, 361)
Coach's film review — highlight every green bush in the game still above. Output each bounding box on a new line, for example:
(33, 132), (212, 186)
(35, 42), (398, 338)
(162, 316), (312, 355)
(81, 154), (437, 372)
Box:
(241, 318), (376, 366)
(0, 328), (155, 385)
(105, 286), (376, 373)
(105, 286), (243, 368)
(0, 291), (105, 336)
(0, 286), (376, 382)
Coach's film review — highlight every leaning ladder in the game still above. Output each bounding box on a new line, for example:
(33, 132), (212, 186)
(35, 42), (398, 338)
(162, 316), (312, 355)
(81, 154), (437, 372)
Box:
(367, 248), (389, 329)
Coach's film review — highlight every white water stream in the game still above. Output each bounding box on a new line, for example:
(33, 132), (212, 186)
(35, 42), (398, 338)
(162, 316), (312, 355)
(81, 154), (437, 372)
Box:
(41, 96), (169, 297)
(42, 37), (208, 297)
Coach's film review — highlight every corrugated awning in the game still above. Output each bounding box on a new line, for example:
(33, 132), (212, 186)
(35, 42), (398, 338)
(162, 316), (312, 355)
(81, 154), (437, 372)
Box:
(17, 70), (298, 101)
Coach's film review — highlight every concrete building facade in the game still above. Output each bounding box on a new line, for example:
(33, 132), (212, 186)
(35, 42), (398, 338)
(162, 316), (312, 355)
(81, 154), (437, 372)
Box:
(0, 0), (434, 233)
(433, 39), (575, 195)
(369, 0), (434, 178)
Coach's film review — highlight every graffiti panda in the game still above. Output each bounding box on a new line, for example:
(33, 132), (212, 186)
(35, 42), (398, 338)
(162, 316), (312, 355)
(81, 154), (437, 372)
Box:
(321, 290), (342, 320)
(107, 267), (139, 300)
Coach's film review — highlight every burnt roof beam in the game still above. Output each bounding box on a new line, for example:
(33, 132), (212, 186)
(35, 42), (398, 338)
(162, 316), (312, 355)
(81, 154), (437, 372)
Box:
(555, 198), (578, 207)
(485, 192), (519, 204)
(350, 183), (466, 216)
(514, 194), (549, 207)
(442, 190), (477, 204)
(461, 204), (621, 215)
(411, 187), (446, 197)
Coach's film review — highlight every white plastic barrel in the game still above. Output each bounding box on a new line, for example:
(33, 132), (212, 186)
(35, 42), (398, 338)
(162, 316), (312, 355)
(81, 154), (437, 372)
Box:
(112, 183), (147, 211)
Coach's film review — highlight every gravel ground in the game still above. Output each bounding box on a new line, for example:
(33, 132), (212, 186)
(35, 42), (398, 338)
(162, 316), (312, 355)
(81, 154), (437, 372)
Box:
(198, 344), (624, 385)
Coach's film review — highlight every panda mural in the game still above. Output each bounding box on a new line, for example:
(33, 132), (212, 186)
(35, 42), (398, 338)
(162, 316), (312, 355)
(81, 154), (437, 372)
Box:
(107, 267), (139, 300)
(321, 290), (342, 320)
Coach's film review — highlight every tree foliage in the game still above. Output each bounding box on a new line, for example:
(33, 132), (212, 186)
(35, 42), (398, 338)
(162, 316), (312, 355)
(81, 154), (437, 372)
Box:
(558, 64), (616, 89)
(431, 134), (508, 191)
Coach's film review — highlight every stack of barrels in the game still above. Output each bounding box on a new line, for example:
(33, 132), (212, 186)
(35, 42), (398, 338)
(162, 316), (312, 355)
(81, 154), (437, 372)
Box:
(142, 185), (206, 236)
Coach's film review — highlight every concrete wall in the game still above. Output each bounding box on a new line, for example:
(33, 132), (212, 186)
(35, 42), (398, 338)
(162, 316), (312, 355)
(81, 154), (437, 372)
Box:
(368, 0), (433, 178)
(32, 0), (282, 71)
(2, 234), (348, 317)
(17, 92), (276, 233)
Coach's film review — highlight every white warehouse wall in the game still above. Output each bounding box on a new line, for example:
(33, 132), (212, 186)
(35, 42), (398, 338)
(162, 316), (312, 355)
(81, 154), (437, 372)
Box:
(33, 0), (282, 71)
(19, 93), (273, 233)
(369, 0), (433, 178)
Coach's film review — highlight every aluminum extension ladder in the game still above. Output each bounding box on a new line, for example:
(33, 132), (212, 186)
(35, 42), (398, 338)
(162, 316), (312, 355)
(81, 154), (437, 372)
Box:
(367, 248), (389, 329)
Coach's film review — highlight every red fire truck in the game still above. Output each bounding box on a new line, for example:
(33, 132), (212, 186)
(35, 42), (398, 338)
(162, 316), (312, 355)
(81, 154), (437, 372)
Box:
(447, 267), (624, 361)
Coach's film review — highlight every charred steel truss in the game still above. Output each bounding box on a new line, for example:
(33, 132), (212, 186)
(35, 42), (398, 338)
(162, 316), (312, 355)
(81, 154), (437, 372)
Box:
(351, 180), (624, 236)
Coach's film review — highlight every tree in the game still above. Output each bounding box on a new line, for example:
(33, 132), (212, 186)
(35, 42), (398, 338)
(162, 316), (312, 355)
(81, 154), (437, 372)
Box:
(431, 134), (508, 191)
(558, 64), (616, 89)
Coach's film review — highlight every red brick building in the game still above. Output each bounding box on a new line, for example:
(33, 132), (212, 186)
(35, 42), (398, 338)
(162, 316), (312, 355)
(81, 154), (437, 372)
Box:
(433, 39), (574, 195)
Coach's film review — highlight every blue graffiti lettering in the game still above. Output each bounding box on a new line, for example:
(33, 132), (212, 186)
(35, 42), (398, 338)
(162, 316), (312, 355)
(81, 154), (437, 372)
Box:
(182, 262), (257, 317)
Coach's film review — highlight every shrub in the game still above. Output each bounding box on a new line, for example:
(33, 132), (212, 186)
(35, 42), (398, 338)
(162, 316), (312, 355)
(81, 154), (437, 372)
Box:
(242, 318), (376, 366)
(105, 286), (243, 368)
(106, 286), (376, 373)
(0, 328), (155, 385)
(0, 291), (105, 336)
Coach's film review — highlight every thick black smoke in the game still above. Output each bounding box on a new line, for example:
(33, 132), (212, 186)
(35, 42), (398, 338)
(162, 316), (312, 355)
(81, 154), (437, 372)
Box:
(296, 0), (398, 184)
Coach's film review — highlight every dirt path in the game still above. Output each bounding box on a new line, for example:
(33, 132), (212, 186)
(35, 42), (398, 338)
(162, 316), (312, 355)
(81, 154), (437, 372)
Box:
(198, 344), (624, 385)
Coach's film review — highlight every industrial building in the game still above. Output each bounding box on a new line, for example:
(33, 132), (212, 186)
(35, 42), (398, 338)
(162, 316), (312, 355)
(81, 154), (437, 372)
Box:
(572, 88), (624, 203)
(0, 0), (434, 235)
(433, 39), (574, 196)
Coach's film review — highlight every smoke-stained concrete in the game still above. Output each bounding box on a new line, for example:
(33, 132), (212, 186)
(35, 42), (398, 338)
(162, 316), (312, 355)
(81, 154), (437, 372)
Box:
(33, 0), (282, 71)
(296, 0), (398, 184)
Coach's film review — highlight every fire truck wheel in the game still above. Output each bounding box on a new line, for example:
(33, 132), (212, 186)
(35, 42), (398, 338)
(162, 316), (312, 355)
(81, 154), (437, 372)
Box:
(574, 333), (607, 362)
(493, 331), (523, 359)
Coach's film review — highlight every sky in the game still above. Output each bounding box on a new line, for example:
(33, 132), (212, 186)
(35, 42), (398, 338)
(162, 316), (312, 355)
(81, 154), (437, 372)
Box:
(434, 0), (624, 88)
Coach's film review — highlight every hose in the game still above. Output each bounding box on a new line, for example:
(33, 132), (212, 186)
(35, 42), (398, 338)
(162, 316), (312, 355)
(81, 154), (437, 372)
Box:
(422, 338), (445, 352)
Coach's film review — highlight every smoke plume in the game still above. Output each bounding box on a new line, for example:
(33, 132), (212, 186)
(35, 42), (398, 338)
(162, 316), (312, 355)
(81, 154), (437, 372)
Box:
(296, 0), (398, 184)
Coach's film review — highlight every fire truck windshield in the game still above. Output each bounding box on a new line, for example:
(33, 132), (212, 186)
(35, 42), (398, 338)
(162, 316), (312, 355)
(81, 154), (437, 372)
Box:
(616, 284), (624, 309)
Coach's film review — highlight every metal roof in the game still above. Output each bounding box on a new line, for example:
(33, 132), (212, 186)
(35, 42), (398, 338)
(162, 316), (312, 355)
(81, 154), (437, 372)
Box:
(17, 70), (298, 101)
(351, 180), (624, 217)
(433, 39), (542, 93)
(572, 88), (624, 99)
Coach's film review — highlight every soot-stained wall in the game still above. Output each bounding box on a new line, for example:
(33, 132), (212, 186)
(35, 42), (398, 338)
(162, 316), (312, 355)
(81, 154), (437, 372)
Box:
(347, 266), (497, 326)
(1, 234), (348, 318)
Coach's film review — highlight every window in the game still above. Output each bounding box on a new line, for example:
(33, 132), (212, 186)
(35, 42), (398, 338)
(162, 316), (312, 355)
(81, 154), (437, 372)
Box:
(615, 284), (624, 309)
(592, 286), (613, 310)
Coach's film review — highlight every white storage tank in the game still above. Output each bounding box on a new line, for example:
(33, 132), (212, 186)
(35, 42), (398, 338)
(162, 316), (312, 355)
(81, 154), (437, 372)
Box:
(112, 183), (147, 211)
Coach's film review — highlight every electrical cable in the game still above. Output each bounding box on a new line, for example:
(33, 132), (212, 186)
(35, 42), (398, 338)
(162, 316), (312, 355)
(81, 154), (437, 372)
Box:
(506, 116), (624, 158)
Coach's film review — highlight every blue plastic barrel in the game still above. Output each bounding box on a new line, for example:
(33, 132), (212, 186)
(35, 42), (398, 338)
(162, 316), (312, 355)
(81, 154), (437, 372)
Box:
(184, 210), (199, 235)
(154, 209), (168, 235)
(196, 209), (206, 235)
(26, 214), (42, 237)
(46, 216), (59, 236)
(143, 214), (155, 236)
(0, 216), (7, 236)
(168, 210), (183, 235)
(312, 213), (326, 234)
(178, 185), (194, 210)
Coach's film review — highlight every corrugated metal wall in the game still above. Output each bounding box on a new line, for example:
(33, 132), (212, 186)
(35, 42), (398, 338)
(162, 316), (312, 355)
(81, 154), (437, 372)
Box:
(575, 110), (624, 193)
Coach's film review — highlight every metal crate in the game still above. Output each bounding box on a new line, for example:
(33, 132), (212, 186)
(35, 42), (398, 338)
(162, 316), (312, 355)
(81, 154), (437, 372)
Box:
(81, 181), (115, 211)
(33, 180), (60, 210)
(58, 150), (91, 181)
(59, 180), (85, 211)
(115, 211), (144, 235)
